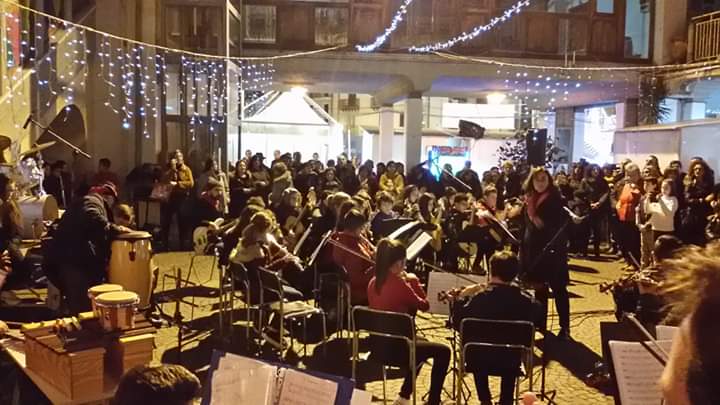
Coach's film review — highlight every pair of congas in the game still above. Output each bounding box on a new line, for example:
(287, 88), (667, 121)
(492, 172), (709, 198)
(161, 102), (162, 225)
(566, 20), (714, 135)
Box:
(107, 231), (155, 308)
(87, 284), (139, 332)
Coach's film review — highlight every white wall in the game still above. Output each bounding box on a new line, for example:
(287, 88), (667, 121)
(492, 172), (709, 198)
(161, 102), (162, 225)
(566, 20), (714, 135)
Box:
(613, 129), (681, 168)
(680, 124), (720, 181)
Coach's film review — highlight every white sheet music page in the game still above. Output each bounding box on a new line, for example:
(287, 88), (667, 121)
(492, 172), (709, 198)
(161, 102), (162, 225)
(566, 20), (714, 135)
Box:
(656, 325), (679, 342)
(277, 368), (338, 405)
(426, 271), (485, 315)
(216, 351), (268, 371)
(210, 364), (276, 405)
(407, 232), (432, 260)
(609, 340), (673, 405)
(350, 389), (372, 405)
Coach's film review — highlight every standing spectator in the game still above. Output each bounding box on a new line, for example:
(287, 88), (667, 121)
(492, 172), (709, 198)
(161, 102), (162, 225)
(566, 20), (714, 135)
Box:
(456, 161), (482, 198)
(249, 153), (271, 199)
(294, 162), (320, 196)
(581, 164), (610, 257)
(161, 150), (194, 250)
(290, 152), (303, 175)
(637, 176), (657, 268)
(228, 160), (252, 218)
(319, 167), (342, 195)
(681, 159), (713, 246)
(615, 163), (643, 268)
(356, 165), (378, 197)
(497, 161), (523, 206)
(271, 149), (282, 167)
(43, 161), (69, 208)
(644, 178), (679, 241)
(379, 161), (404, 198)
(195, 158), (228, 214)
(269, 162), (293, 208)
(92, 158), (120, 188)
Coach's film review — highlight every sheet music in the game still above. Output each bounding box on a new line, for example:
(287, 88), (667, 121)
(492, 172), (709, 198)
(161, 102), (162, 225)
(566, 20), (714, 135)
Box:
(426, 271), (485, 315)
(210, 364), (276, 404)
(388, 221), (419, 240)
(277, 368), (338, 405)
(609, 340), (673, 405)
(656, 325), (679, 342)
(350, 389), (372, 405)
(407, 232), (432, 260)
(216, 351), (268, 371)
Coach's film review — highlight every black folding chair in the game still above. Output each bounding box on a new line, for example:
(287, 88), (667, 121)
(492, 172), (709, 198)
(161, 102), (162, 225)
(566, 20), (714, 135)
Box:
(458, 318), (535, 405)
(258, 267), (327, 357)
(351, 306), (418, 405)
(227, 261), (263, 348)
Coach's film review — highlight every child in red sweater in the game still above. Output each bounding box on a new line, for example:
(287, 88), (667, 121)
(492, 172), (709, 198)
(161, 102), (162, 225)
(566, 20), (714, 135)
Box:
(367, 239), (449, 405)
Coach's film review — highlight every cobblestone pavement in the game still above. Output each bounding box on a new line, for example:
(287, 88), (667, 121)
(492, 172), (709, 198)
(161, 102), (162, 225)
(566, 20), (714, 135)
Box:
(151, 252), (624, 404)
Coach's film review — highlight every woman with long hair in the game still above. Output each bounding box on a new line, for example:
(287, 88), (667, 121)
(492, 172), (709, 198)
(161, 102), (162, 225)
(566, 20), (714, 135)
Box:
(520, 167), (571, 339)
(580, 164), (610, 257)
(228, 160), (253, 218)
(0, 174), (25, 288)
(367, 239), (450, 405)
(681, 160), (713, 246)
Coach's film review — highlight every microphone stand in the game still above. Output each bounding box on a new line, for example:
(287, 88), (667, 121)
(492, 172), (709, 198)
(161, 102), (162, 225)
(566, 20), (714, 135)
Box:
(24, 116), (91, 159)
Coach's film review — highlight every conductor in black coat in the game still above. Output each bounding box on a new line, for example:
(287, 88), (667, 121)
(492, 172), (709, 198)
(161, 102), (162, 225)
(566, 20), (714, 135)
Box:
(519, 167), (571, 339)
(46, 182), (131, 314)
(451, 251), (542, 405)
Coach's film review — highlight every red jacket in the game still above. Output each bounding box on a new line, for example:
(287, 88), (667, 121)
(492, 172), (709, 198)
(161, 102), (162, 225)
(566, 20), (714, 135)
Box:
(331, 232), (375, 304)
(367, 273), (429, 315)
(616, 182), (641, 222)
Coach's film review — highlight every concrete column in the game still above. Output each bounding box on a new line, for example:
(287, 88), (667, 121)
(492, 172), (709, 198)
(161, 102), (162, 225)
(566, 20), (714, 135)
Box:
(378, 105), (394, 162)
(653, 0), (689, 65)
(404, 95), (423, 169)
(615, 99), (639, 129)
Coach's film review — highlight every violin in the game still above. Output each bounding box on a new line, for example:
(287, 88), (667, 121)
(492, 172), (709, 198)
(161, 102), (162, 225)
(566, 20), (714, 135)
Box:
(284, 188), (317, 250)
(437, 284), (487, 304)
(599, 267), (662, 294)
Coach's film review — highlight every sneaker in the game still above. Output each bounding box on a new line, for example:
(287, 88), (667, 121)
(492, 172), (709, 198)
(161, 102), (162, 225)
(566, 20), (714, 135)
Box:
(392, 396), (411, 405)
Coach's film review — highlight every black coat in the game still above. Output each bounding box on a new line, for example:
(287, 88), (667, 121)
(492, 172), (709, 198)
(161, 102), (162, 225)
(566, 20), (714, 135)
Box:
(520, 189), (570, 285)
(47, 194), (123, 280)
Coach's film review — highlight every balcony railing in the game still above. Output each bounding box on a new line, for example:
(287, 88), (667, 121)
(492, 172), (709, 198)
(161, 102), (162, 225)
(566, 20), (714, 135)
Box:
(241, 0), (645, 63)
(688, 11), (720, 63)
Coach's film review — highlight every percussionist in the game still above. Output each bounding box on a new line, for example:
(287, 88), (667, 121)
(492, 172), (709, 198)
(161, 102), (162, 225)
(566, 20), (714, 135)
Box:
(45, 182), (131, 313)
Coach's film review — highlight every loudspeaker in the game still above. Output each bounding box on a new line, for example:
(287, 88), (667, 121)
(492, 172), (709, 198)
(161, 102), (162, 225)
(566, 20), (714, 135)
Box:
(458, 120), (485, 139)
(526, 128), (547, 167)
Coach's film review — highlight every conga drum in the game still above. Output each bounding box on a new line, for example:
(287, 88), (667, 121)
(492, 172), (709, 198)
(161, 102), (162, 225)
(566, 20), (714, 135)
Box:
(95, 291), (139, 332)
(87, 284), (124, 314)
(18, 195), (59, 239)
(108, 231), (153, 307)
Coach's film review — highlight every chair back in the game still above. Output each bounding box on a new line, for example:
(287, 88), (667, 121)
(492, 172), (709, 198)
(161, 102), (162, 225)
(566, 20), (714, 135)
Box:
(352, 306), (415, 367)
(460, 318), (534, 376)
(258, 267), (284, 302)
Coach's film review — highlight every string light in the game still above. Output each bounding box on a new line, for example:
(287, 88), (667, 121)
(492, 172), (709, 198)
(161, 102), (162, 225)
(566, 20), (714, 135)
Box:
(410, 0), (531, 53)
(356, 0), (414, 52)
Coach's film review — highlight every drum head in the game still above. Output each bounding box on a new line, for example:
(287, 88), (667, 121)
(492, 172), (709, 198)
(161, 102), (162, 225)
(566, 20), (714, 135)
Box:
(115, 231), (152, 240)
(88, 284), (124, 296)
(95, 291), (139, 305)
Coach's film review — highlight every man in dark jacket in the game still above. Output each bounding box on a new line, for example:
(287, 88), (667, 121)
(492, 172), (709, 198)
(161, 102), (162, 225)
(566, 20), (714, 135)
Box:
(46, 182), (131, 313)
(451, 251), (542, 405)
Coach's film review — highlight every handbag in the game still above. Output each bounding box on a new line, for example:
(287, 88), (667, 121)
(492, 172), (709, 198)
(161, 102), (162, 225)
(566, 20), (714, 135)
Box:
(150, 182), (172, 202)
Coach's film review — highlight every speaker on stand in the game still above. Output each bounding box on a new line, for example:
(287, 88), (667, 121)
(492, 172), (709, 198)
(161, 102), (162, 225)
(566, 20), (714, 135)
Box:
(526, 128), (548, 167)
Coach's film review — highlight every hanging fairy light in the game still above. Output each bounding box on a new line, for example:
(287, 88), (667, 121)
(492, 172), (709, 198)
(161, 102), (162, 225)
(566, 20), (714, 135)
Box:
(410, 0), (531, 53)
(356, 0), (414, 52)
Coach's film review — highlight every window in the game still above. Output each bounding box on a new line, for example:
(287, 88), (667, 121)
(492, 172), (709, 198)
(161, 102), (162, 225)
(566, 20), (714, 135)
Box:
(596, 0), (614, 13)
(527, 0), (591, 13)
(624, 0), (651, 58)
(315, 8), (349, 46)
(244, 5), (276, 43)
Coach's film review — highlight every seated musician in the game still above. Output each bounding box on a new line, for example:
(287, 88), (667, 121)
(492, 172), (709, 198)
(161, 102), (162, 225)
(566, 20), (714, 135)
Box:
(0, 174), (29, 289)
(367, 239), (450, 405)
(395, 185), (420, 219)
(442, 193), (471, 271)
(636, 234), (682, 328)
(418, 193), (443, 254)
(448, 250), (542, 405)
(195, 182), (224, 225)
(230, 211), (308, 301)
(44, 182), (132, 314)
(330, 209), (374, 305)
(370, 191), (396, 241)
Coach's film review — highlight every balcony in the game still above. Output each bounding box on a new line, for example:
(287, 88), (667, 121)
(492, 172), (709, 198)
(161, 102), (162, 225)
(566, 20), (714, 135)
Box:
(241, 0), (652, 63)
(688, 11), (720, 63)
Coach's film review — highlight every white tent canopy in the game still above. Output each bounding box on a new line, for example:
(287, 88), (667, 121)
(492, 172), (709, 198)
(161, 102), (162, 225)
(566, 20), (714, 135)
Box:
(240, 91), (343, 162)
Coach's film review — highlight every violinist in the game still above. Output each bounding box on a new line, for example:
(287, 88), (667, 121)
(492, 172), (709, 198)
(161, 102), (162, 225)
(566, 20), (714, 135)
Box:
(442, 193), (471, 272)
(367, 239), (449, 405)
(418, 193), (443, 254)
(447, 251), (541, 405)
(230, 211), (309, 301)
(330, 209), (375, 305)
(275, 187), (316, 249)
(396, 185), (420, 219)
(370, 191), (396, 240)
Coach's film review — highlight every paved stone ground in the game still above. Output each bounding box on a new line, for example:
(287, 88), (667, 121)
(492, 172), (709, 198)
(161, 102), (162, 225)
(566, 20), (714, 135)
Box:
(151, 252), (624, 404)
